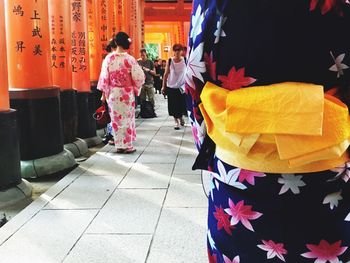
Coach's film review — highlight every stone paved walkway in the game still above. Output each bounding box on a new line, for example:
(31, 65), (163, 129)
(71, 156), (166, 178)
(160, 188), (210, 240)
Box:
(0, 94), (208, 263)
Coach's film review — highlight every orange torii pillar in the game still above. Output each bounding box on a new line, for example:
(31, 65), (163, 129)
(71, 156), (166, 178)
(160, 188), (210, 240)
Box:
(139, 0), (145, 50)
(88, 0), (104, 129)
(0, 0), (31, 207)
(87, 0), (102, 88)
(5, 0), (75, 179)
(71, 0), (101, 145)
(48, 0), (76, 144)
(123, 0), (132, 53)
(96, 0), (109, 59)
(116, 0), (124, 33)
(107, 0), (117, 39)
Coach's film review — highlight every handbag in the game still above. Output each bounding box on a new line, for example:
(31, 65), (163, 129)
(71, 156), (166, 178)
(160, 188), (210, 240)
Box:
(93, 103), (111, 126)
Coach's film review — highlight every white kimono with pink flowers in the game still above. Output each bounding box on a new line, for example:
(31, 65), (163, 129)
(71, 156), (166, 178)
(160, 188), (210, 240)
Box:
(97, 52), (145, 149)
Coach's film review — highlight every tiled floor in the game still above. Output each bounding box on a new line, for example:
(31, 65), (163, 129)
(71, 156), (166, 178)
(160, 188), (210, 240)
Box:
(0, 94), (208, 263)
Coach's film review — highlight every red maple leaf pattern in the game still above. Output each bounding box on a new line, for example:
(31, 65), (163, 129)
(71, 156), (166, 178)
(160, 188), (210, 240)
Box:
(214, 205), (234, 235)
(208, 250), (217, 263)
(204, 52), (217, 80)
(238, 169), (266, 186)
(301, 239), (348, 262)
(309, 0), (348, 16)
(218, 67), (256, 91)
(224, 199), (263, 232)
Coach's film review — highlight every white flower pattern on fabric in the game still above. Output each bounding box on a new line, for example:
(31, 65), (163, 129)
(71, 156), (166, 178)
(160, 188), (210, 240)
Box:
(329, 52), (349, 78)
(190, 4), (205, 44)
(278, 174), (306, 195)
(217, 160), (247, 190)
(214, 15), (227, 44)
(207, 229), (216, 250)
(186, 43), (206, 89)
(330, 162), (350, 182)
(323, 191), (343, 210)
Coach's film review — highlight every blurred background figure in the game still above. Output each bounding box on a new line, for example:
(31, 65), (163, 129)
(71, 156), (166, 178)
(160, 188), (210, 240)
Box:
(153, 59), (162, 94)
(162, 44), (187, 130)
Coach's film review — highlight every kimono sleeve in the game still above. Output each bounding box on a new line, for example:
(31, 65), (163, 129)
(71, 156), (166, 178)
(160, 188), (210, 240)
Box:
(131, 58), (145, 88)
(96, 56), (110, 94)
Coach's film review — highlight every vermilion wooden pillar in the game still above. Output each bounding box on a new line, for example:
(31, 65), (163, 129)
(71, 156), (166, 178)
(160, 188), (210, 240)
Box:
(107, 0), (117, 38)
(0, 0), (21, 190)
(5, 0), (64, 162)
(96, 0), (109, 59)
(140, 0), (145, 50)
(0, 19), (9, 111)
(71, 0), (97, 140)
(124, 0), (131, 44)
(88, 0), (102, 86)
(116, 0), (124, 33)
(48, 0), (77, 144)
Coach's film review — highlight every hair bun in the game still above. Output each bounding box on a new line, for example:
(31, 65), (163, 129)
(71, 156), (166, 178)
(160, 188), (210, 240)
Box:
(114, 32), (131, 49)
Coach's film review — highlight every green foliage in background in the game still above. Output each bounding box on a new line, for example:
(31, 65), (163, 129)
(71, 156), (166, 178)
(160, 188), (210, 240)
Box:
(144, 43), (159, 61)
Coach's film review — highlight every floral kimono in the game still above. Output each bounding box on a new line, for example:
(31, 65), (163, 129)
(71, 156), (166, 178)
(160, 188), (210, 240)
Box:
(97, 52), (144, 150)
(186, 1), (350, 262)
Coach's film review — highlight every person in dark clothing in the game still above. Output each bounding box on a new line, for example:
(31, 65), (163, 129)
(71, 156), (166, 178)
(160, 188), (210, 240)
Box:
(138, 49), (156, 108)
(153, 59), (162, 94)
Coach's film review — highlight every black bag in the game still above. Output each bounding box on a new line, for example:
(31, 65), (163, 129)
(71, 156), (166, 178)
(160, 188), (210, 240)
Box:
(140, 101), (156, 118)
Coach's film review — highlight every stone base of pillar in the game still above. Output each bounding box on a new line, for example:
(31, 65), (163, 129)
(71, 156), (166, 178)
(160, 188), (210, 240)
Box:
(81, 136), (103, 148)
(97, 128), (107, 138)
(0, 180), (32, 209)
(60, 90), (78, 144)
(10, 88), (64, 160)
(77, 92), (97, 139)
(64, 138), (88, 158)
(21, 150), (76, 179)
(0, 109), (21, 190)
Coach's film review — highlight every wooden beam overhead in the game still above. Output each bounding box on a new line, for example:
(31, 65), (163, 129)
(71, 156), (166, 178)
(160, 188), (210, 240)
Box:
(144, 0), (191, 22)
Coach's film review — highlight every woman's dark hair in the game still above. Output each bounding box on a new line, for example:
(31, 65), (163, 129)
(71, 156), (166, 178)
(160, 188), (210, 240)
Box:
(114, 32), (131, 50)
(172, 43), (183, 51)
(106, 37), (117, 52)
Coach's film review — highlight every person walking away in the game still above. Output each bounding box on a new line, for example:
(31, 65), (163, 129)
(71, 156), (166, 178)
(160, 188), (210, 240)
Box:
(97, 32), (144, 154)
(153, 59), (162, 94)
(102, 37), (117, 146)
(186, 1), (350, 262)
(162, 44), (187, 130)
(160, 59), (167, 99)
(138, 49), (156, 109)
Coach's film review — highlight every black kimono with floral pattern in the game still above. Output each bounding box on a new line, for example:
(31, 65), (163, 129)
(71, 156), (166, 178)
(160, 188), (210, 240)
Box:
(185, 1), (350, 262)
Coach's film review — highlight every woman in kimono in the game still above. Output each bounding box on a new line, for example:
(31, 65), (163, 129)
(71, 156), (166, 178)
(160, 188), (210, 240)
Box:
(97, 32), (144, 153)
(186, 1), (350, 262)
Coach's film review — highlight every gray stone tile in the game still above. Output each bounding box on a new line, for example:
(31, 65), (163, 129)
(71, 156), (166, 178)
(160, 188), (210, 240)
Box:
(137, 146), (178, 164)
(87, 189), (166, 234)
(179, 140), (197, 155)
(87, 156), (132, 177)
(119, 163), (173, 189)
(104, 150), (140, 164)
(156, 126), (185, 136)
(146, 208), (207, 263)
(174, 154), (200, 175)
(45, 174), (119, 209)
(149, 136), (183, 147)
(64, 234), (152, 263)
(0, 167), (86, 244)
(0, 210), (97, 263)
(164, 175), (207, 208)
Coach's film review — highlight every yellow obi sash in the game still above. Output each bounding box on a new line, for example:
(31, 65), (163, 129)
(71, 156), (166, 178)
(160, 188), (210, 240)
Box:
(199, 82), (350, 173)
